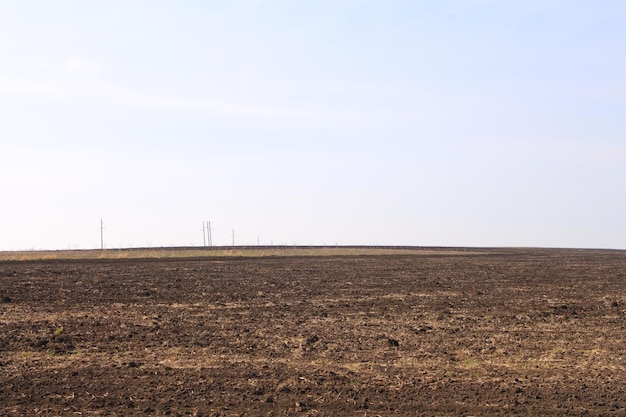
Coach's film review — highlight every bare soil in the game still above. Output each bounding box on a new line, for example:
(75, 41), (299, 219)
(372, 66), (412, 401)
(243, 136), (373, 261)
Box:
(1, 248), (625, 416)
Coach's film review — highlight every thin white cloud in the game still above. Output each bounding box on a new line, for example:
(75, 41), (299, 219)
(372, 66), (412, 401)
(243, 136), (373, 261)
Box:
(0, 76), (63, 97)
(63, 57), (101, 77)
(33, 57), (102, 77)
(545, 140), (626, 164)
(0, 76), (321, 122)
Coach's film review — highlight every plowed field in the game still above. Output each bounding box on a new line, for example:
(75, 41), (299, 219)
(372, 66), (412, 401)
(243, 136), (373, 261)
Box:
(1, 248), (625, 416)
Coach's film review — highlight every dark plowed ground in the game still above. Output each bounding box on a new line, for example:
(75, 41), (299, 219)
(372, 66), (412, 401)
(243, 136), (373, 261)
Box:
(1, 249), (625, 416)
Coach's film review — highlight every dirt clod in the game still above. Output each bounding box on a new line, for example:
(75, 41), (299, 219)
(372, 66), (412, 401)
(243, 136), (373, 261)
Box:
(387, 338), (400, 347)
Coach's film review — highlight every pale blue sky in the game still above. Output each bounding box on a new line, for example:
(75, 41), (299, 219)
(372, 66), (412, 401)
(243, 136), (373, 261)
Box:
(1, 0), (625, 250)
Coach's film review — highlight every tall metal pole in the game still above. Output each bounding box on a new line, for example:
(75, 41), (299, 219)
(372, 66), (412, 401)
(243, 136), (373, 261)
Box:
(232, 229), (235, 247)
(100, 219), (104, 250)
(202, 221), (206, 247)
(207, 221), (212, 247)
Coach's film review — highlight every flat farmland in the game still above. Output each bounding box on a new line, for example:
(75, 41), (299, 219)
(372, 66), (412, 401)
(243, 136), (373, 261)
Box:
(1, 248), (625, 416)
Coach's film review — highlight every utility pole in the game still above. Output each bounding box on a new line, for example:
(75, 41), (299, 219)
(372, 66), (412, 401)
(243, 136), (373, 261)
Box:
(100, 219), (104, 250)
(202, 221), (206, 247)
(232, 229), (235, 247)
(207, 221), (212, 247)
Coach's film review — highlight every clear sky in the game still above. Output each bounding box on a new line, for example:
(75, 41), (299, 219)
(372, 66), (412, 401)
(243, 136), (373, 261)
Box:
(1, 0), (625, 250)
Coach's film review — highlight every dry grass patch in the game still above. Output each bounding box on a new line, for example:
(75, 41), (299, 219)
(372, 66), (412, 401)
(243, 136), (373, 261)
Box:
(0, 246), (490, 261)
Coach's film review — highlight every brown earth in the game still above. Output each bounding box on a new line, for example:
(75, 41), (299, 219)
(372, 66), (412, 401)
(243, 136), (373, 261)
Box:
(1, 248), (625, 416)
